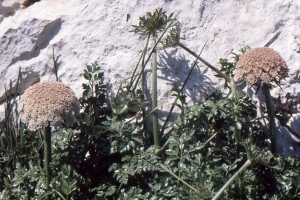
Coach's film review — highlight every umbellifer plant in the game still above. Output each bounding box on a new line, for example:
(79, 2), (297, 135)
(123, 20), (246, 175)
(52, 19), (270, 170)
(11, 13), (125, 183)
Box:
(18, 81), (80, 196)
(131, 8), (177, 155)
(234, 47), (288, 153)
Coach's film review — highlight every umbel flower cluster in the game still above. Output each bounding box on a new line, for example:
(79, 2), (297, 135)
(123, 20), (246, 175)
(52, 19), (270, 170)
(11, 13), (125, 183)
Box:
(18, 81), (80, 131)
(234, 47), (288, 85)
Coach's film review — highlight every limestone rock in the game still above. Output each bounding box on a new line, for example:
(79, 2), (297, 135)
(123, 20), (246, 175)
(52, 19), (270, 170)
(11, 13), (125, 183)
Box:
(0, 0), (300, 157)
(0, 0), (20, 22)
(0, 17), (61, 103)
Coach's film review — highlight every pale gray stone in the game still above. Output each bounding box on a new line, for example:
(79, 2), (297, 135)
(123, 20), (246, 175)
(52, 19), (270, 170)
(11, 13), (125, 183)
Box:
(1, 0), (300, 157)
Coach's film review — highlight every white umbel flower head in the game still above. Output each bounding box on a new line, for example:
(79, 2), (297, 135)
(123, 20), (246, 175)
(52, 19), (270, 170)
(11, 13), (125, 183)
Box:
(234, 47), (288, 85)
(18, 81), (80, 131)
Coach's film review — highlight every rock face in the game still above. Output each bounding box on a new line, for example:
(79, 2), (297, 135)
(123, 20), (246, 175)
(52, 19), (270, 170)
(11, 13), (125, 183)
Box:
(1, 0), (300, 157)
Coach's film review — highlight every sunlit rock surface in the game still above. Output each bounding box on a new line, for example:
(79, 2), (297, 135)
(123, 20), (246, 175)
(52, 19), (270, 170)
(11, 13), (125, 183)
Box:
(0, 0), (300, 157)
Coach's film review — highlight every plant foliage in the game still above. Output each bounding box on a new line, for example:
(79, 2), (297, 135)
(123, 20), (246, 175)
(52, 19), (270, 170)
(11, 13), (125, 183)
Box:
(0, 9), (300, 200)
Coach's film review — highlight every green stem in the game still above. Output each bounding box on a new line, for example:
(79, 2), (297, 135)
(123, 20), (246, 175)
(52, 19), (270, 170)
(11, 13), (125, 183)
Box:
(161, 40), (208, 136)
(140, 35), (151, 132)
(39, 144), (43, 168)
(212, 159), (252, 200)
(128, 47), (144, 91)
(229, 79), (237, 95)
(260, 31), (281, 153)
(53, 189), (66, 200)
(155, 138), (170, 155)
(229, 80), (241, 143)
(203, 129), (222, 147)
(177, 42), (241, 143)
(264, 31), (282, 47)
(131, 34), (151, 93)
(158, 163), (201, 194)
(263, 83), (278, 153)
(52, 45), (59, 82)
(152, 34), (160, 155)
(44, 122), (51, 194)
(141, 34), (151, 94)
(177, 42), (231, 83)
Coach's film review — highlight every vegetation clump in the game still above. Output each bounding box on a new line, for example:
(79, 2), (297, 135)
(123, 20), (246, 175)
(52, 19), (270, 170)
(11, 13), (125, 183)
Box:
(0, 9), (299, 200)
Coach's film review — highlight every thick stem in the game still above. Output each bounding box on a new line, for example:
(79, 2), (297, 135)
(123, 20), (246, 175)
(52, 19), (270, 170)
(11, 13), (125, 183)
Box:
(263, 83), (278, 153)
(44, 123), (51, 193)
(229, 79), (237, 95)
(212, 159), (252, 200)
(152, 35), (160, 154)
(39, 145), (43, 168)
